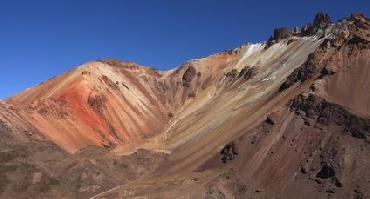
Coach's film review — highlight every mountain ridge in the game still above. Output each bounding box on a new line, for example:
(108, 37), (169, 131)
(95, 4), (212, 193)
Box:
(0, 12), (369, 198)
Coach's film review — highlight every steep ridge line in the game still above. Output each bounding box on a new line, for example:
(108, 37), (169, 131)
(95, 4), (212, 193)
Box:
(1, 12), (346, 154)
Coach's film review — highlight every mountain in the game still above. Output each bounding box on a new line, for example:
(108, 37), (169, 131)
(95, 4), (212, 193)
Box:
(0, 12), (369, 199)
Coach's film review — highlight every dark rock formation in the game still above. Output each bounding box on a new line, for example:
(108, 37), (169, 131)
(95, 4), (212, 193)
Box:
(280, 57), (316, 90)
(348, 35), (370, 49)
(316, 164), (335, 179)
(182, 65), (196, 87)
(225, 69), (238, 79)
(225, 66), (256, 85)
(313, 12), (332, 29)
(269, 12), (332, 45)
(101, 75), (120, 90)
(301, 12), (332, 36)
(238, 66), (255, 80)
(273, 27), (291, 40)
(290, 94), (370, 140)
(220, 143), (238, 163)
(87, 95), (107, 114)
(266, 115), (277, 125)
(121, 83), (129, 90)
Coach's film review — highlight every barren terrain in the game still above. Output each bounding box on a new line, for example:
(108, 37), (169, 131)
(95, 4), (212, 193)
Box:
(0, 12), (369, 199)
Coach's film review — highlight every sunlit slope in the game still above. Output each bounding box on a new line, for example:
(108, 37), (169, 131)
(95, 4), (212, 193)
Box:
(160, 37), (325, 173)
(7, 61), (172, 152)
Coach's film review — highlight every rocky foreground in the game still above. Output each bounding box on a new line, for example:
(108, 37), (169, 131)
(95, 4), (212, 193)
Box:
(0, 12), (369, 199)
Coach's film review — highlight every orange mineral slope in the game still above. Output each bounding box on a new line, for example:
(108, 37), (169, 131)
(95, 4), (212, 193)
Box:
(6, 61), (172, 153)
(4, 49), (241, 153)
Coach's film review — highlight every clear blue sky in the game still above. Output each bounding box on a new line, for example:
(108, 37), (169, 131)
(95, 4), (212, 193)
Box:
(0, 0), (369, 99)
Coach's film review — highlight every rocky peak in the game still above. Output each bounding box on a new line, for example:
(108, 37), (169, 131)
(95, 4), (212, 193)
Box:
(267, 12), (333, 46)
(313, 12), (332, 29)
(301, 12), (332, 36)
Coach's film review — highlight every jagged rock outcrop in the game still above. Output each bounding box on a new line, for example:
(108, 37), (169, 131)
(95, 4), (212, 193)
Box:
(279, 53), (317, 90)
(290, 94), (370, 140)
(272, 27), (291, 40)
(302, 12), (332, 36)
(182, 65), (196, 87)
(268, 12), (333, 47)
(313, 12), (332, 29)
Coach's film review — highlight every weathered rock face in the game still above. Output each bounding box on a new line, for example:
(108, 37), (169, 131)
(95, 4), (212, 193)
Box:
(301, 12), (332, 36)
(1, 13), (370, 199)
(313, 12), (332, 29)
(290, 94), (370, 140)
(279, 53), (317, 91)
(219, 142), (239, 163)
(268, 12), (333, 47)
(224, 66), (256, 87)
(182, 65), (196, 87)
(273, 27), (291, 40)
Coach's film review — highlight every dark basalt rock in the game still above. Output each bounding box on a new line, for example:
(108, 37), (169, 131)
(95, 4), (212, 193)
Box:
(238, 66), (255, 80)
(220, 143), (238, 163)
(301, 12), (332, 36)
(348, 35), (370, 50)
(121, 83), (130, 90)
(225, 66), (256, 84)
(225, 69), (238, 79)
(265, 112), (279, 125)
(266, 116), (275, 125)
(290, 94), (370, 140)
(313, 12), (332, 29)
(267, 12), (332, 47)
(316, 164), (335, 179)
(320, 66), (336, 77)
(280, 59), (316, 91)
(182, 65), (196, 87)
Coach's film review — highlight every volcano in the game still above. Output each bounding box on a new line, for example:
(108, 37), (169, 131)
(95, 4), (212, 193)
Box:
(0, 12), (369, 199)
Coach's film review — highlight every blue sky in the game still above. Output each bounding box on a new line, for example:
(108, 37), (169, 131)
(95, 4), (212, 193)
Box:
(0, 0), (369, 98)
